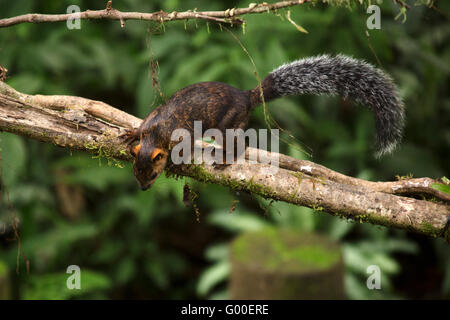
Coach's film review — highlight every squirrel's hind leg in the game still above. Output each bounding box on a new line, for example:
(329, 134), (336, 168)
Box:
(215, 120), (249, 169)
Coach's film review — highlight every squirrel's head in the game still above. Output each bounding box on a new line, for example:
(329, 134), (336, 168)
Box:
(131, 138), (168, 191)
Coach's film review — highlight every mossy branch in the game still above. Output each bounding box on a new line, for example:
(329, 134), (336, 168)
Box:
(0, 81), (449, 241)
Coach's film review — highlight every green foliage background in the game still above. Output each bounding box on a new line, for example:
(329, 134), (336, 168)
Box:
(0, 0), (449, 299)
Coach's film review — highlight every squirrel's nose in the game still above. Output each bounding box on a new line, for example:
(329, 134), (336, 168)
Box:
(138, 181), (151, 191)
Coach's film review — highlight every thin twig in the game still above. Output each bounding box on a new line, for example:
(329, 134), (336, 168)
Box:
(0, 1), (311, 28)
(393, 0), (411, 10)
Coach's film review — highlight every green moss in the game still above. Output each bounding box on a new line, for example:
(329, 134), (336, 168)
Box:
(5, 125), (27, 133)
(83, 140), (126, 168)
(246, 177), (273, 197)
(353, 214), (369, 224)
(420, 222), (441, 238)
(395, 173), (413, 181)
(312, 205), (324, 212)
(247, 180), (275, 199)
(289, 172), (303, 185)
(351, 209), (402, 228)
(187, 165), (216, 184)
(232, 227), (340, 273)
(182, 165), (276, 199)
(288, 189), (298, 201)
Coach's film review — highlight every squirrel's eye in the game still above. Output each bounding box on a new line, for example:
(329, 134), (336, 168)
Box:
(151, 148), (165, 162)
(153, 153), (163, 162)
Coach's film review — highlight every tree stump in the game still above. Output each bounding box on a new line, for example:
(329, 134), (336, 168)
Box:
(0, 260), (11, 299)
(229, 228), (345, 299)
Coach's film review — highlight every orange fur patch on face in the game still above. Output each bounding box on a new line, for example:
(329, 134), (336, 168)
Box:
(151, 148), (165, 161)
(131, 144), (141, 157)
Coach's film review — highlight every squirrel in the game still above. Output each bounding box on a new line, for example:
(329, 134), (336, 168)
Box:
(123, 54), (405, 190)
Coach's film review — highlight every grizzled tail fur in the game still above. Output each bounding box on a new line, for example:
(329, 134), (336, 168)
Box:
(249, 54), (405, 157)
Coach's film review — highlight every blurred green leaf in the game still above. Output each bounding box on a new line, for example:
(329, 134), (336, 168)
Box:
(22, 270), (111, 300)
(208, 210), (270, 233)
(431, 183), (450, 195)
(205, 243), (228, 262)
(0, 133), (27, 186)
(197, 261), (229, 297)
(115, 258), (136, 285)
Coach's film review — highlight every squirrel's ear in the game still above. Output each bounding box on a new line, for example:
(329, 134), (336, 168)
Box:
(131, 144), (141, 157)
(151, 148), (165, 161)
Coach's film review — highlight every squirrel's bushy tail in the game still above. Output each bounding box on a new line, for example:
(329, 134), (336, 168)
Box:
(250, 54), (405, 157)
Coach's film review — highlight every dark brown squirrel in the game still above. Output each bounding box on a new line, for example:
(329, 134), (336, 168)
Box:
(123, 55), (405, 190)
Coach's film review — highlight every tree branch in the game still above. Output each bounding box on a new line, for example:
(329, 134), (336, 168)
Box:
(0, 81), (448, 241)
(254, 149), (450, 202)
(0, 1), (311, 28)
